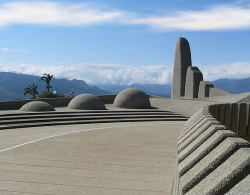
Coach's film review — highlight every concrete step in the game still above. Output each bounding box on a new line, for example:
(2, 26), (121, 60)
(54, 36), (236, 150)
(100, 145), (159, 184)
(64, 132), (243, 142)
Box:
(0, 114), (187, 125)
(0, 111), (185, 121)
(0, 117), (187, 130)
(0, 110), (175, 117)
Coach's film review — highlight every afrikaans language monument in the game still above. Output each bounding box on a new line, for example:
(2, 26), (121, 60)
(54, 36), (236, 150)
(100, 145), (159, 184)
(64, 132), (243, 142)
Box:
(0, 37), (248, 194)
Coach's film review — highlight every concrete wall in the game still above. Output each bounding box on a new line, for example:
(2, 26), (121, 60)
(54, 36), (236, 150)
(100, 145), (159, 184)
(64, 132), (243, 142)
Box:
(173, 105), (250, 194)
(209, 103), (250, 137)
(0, 94), (117, 110)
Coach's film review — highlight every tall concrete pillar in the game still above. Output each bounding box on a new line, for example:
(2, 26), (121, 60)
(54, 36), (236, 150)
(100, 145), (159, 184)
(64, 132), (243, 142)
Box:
(185, 66), (203, 98)
(198, 81), (214, 98)
(171, 37), (192, 99)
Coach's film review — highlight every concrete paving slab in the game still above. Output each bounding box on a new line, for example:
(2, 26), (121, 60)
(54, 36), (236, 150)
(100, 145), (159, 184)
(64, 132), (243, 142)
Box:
(0, 121), (185, 195)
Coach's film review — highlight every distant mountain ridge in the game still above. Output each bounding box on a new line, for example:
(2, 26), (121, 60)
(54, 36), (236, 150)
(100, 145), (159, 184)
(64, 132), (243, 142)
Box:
(0, 71), (249, 101)
(96, 84), (171, 98)
(212, 77), (250, 94)
(0, 72), (108, 100)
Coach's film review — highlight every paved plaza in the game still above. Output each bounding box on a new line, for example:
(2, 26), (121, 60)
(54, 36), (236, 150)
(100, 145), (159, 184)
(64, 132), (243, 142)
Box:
(0, 121), (184, 194)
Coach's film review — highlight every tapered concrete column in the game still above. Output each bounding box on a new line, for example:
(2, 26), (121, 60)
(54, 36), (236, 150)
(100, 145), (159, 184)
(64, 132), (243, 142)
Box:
(198, 81), (214, 98)
(171, 37), (192, 99)
(185, 66), (203, 98)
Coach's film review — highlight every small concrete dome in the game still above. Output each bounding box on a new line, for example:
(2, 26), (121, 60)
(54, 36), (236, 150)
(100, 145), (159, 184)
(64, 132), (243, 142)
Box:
(20, 101), (55, 112)
(68, 94), (106, 110)
(114, 88), (151, 109)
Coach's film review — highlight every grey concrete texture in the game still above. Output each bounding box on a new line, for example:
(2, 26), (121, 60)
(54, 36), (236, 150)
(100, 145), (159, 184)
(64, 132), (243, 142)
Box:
(186, 148), (250, 195)
(218, 104), (226, 123)
(158, 98), (215, 117)
(0, 121), (185, 195)
(209, 87), (230, 97)
(114, 88), (151, 109)
(178, 125), (227, 163)
(198, 81), (214, 98)
(226, 174), (250, 195)
(177, 118), (219, 151)
(224, 103), (232, 129)
(209, 92), (250, 103)
(68, 94), (106, 110)
(179, 108), (212, 134)
(185, 66), (203, 98)
(179, 112), (213, 137)
(238, 103), (247, 136)
(171, 37), (192, 99)
(179, 109), (205, 132)
(248, 104), (250, 135)
(179, 137), (250, 194)
(19, 101), (55, 112)
(178, 130), (236, 176)
(231, 103), (239, 133)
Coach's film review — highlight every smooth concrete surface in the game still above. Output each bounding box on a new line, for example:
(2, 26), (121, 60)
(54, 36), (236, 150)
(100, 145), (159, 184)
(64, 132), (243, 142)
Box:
(20, 101), (55, 112)
(209, 88), (230, 97)
(209, 92), (250, 103)
(171, 37), (192, 98)
(68, 94), (106, 110)
(185, 66), (203, 98)
(0, 121), (184, 194)
(198, 81), (214, 98)
(114, 88), (151, 109)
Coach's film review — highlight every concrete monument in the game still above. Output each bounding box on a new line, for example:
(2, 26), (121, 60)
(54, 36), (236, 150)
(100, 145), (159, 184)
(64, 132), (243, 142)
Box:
(185, 66), (203, 98)
(171, 37), (192, 99)
(198, 81), (214, 98)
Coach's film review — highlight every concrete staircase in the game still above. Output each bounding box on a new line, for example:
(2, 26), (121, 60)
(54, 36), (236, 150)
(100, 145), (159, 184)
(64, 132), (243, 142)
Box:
(0, 110), (188, 130)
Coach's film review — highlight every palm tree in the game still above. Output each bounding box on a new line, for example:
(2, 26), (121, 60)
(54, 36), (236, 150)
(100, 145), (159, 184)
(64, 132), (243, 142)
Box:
(24, 83), (39, 99)
(40, 73), (54, 92)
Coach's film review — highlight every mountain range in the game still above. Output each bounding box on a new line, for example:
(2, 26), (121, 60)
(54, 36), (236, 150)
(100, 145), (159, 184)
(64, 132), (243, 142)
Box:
(0, 71), (249, 101)
(0, 72), (108, 100)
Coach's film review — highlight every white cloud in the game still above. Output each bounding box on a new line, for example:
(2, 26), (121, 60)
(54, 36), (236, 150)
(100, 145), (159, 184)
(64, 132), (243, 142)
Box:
(199, 61), (250, 81)
(1, 48), (9, 52)
(0, 1), (124, 27)
(131, 5), (250, 31)
(0, 63), (172, 85)
(0, 61), (249, 85)
(0, 2), (249, 31)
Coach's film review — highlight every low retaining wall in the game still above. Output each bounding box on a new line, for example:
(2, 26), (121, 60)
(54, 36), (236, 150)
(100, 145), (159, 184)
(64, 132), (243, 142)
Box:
(209, 103), (250, 138)
(173, 104), (250, 194)
(0, 94), (117, 110)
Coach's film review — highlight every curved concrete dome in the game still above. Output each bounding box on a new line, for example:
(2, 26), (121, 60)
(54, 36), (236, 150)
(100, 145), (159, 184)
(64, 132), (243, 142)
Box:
(68, 94), (106, 110)
(20, 101), (55, 112)
(114, 88), (151, 109)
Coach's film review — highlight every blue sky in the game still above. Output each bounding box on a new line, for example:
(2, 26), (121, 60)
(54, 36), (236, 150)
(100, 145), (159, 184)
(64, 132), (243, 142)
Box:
(0, 0), (250, 85)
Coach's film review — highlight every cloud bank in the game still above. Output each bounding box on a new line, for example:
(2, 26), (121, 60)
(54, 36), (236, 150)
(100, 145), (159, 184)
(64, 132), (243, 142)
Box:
(0, 61), (250, 85)
(0, 1), (250, 31)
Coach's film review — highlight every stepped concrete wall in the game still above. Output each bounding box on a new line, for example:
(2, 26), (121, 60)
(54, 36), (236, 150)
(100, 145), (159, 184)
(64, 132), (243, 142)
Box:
(173, 104), (250, 194)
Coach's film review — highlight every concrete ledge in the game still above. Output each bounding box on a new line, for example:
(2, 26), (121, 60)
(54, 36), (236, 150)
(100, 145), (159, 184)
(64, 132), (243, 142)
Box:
(186, 148), (250, 195)
(178, 125), (227, 163)
(180, 137), (250, 194)
(178, 130), (235, 176)
(173, 104), (250, 195)
(178, 119), (220, 153)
